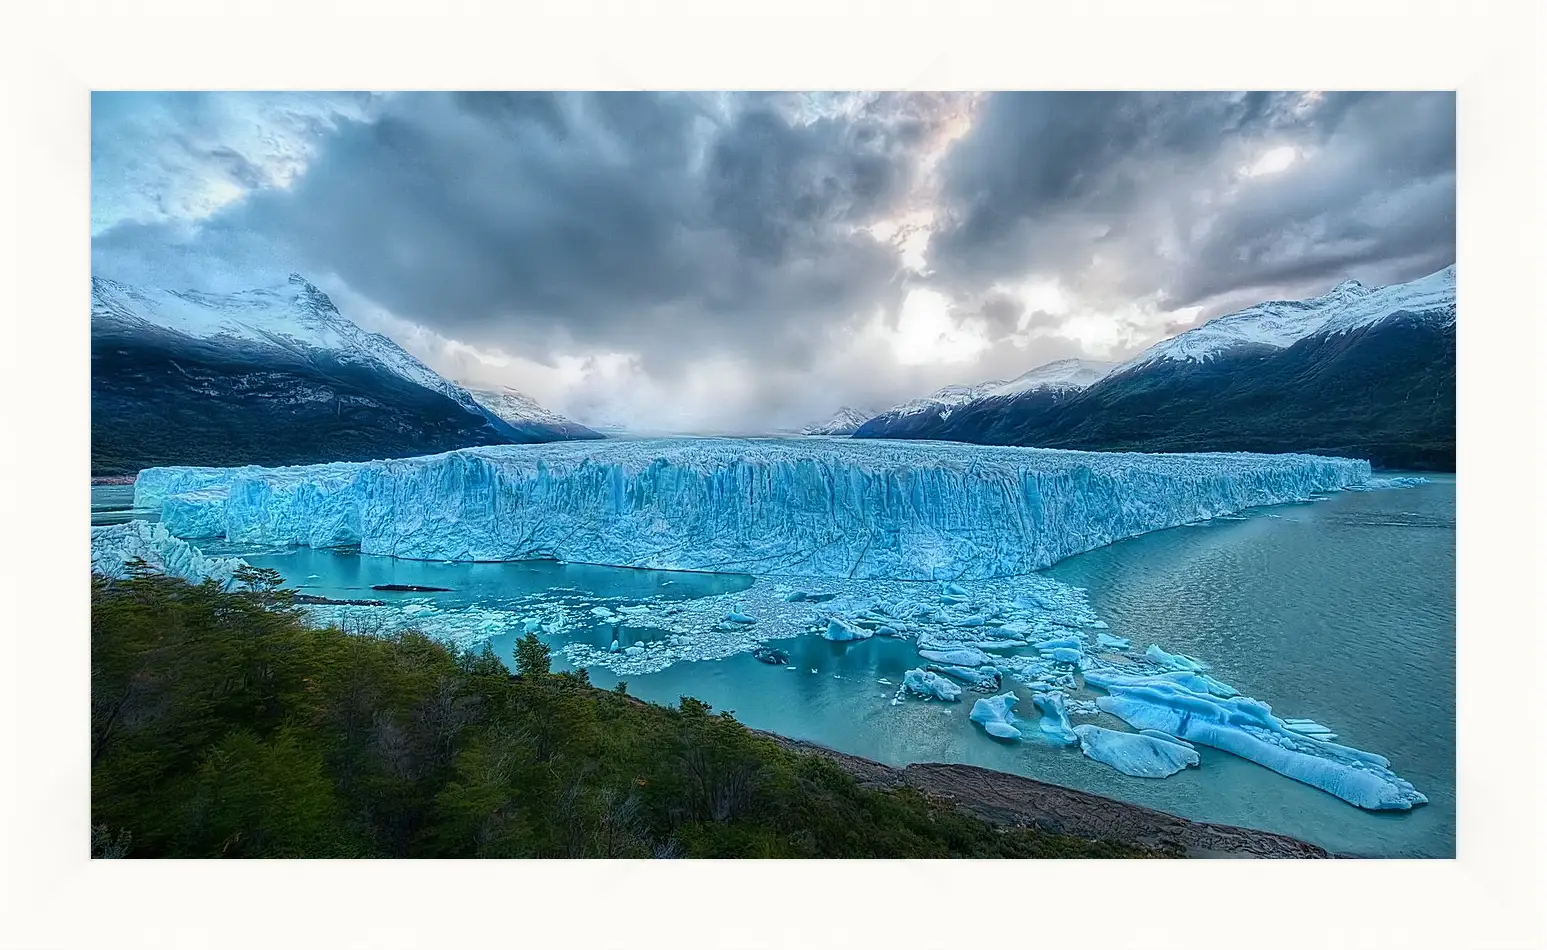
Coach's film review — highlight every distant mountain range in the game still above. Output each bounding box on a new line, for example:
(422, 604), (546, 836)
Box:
(800, 406), (878, 436)
(461, 385), (601, 441)
(91, 274), (597, 475)
(851, 359), (1113, 441)
(852, 266), (1456, 471)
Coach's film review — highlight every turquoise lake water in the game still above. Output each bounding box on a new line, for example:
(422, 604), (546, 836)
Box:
(91, 474), (1456, 857)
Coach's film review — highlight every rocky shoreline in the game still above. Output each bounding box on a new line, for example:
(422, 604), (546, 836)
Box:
(759, 732), (1335, 858)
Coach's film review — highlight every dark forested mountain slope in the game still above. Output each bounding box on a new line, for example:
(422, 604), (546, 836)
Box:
(91, 275), (596, 475)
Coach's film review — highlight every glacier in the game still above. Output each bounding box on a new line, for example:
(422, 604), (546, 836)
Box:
(106, 436), (1433, 814)
(91, 521), (250, 588)
(134, 438), (1371, 581)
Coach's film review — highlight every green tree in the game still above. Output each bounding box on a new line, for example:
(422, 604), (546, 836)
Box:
(513, 633), (551, 678)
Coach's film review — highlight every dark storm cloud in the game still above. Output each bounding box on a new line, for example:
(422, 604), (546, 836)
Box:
(91, 91), (1457, 429)
(926, 91), (1455, 313)
(93, 91), (960, 375)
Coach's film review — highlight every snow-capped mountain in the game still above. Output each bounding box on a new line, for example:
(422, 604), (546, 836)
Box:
(800, 406), (878, 436)
(463, 385), (601, 440)
(885, 380), (1007, 419)
(94, 274), (498, 418)
(91, 274), (592, 474)
(855, 266), (1457, 470)
(1113, 265), (1456, 374)
(980, 359), (1115, 398)
(852, 359), (1111, 440)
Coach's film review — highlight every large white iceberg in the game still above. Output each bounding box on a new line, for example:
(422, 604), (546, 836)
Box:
(969, 692), (1024, 740)
(1094, 679), (1426, 810)
(134, 439), (1371, 580)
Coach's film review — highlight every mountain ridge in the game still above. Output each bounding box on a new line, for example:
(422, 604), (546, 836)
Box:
(90, 274), (592, 474)
(852, 266), (1456, 470)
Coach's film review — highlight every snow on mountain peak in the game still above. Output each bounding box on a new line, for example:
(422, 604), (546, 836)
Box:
(92, 274), (500, 424)
(1114, 265), (1455, 375)
(886, 380), (1006, 420)
(800, 406), (877, 436)
(982, 358), (1115, 398)
(463, 385), (589, 431)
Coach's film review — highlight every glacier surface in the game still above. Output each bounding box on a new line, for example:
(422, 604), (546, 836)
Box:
(91, 521), (250, 588)
(135, 438), (1371, 581)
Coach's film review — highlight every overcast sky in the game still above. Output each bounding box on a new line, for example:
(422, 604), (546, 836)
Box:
(91, 91), (1455, 433)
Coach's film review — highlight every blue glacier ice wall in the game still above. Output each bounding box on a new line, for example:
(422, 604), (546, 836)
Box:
(90, 521), (250, 589)
(135, 439), (1371, 581)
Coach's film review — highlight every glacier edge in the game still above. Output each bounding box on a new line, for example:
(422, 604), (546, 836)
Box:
(135, 439), (1371, 581)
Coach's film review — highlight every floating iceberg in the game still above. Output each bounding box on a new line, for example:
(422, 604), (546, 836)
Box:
(1094, 680), (1425, 810)
(1145, 644), (1209, 672)
(1348, 476), (1430, 491)
(1096, 632), (1131, 650)
(134, 439), (1370, 580)
(969, 692), (1023, 740)
(1083, 667), (1238, 699)
(971, 637), (1028, 651)
(724, 610), (758, 625)
(927, 664), (1001, 690)
(1034, 635), (1083, 652)
(918, 647), (991, 667)
(1031, 691), (1078, 746)
(903, 669), (962, 702)
(91, 521), (249, 588)
(823, 617), (873, 641)
(1282, 718), (1339, 741)
(1074, 724), (1200, 778)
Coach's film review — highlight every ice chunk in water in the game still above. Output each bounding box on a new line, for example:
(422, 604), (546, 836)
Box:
(1145, 644), (1209, 672)
(1096, 632), (1131, 650)
(918, 647), (991, 667)
(1031, 692), (1078, 746)
(823, 617), (873, 641)
(969, 692), (1023, 740)
(724, 610), (757, 624)
(1083, 667), (1238, 699)
(927, 664), (1001, 690)
(1095, 680), (1425, 810)
(902, 669), (962, 702)
(1035, 635), (1083, 652)
(1074, 724), (1200, 778)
